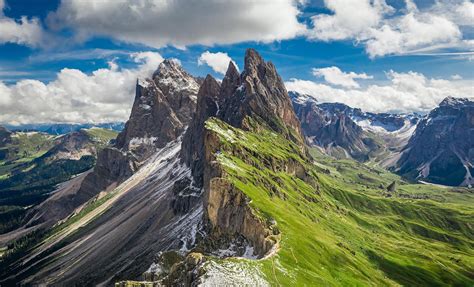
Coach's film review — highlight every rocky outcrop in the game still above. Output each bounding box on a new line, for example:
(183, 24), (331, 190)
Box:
(396, 97), (474, 186)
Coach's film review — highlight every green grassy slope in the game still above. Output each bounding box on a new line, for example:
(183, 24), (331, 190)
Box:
(83, 127), (118, 144)
(0, 132), (55, 178)
(204, 117), (474, 286)
(0, 128), (118, 234)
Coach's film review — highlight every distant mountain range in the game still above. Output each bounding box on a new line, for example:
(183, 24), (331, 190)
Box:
(290, 92), (473, 187)
(396, 97), (473, 186)
(3, 122), (124, 135)
(0, 127), (118, 234)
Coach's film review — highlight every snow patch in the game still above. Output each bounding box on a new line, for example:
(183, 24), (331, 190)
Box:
(138, 78), (152, 88)
(199, 260), (269, 287)
(128, 136), (158, 149)
(139, 104), (151, 110)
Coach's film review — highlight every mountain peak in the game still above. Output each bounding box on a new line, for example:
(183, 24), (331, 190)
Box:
(152, 59), (200, 97)
(439, 96), (473, 108)
(157, 58), (182, 72)
(244, 48), (264, 72)
(220, 61), (241, 102)
(223, 61), (239, 81)
(217, 49), (305, 150)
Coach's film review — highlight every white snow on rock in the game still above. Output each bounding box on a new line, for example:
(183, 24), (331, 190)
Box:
(154, 60), (200, 95)
(138, 78), (153, 88)
(128, 136), (158, 149)
(139, 104), (151, 110)
(198, 260), (270, 287)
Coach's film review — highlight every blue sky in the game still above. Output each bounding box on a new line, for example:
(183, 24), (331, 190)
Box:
(0, 0), (472, 124)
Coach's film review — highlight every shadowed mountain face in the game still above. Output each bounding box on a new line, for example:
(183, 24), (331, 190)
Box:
(396, 97), (474, 186)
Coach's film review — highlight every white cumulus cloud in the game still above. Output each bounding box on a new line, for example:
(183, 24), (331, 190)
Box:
(307, 0), (394, 41)
(0, 0), (47, 47)
(365, 12), (461, 58)
(198, 51), (238, 75)
(312, 67), (372, 88)
(0, 52), (163, 125)
(286, 70), (474, 113)
(307, 0), (470, 58)
(47, 0), (306, 48)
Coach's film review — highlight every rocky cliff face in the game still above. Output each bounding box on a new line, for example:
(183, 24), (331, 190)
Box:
(396, 97), (474, 186)
(181, 75), (221, 187)
(116, 59), (199, 156)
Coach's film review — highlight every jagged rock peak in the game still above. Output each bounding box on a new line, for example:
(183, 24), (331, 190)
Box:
(224, 60), (239, 79)
(439, 96), (473, 108)
(200, 74), (221, 99)
(154, 58), (184, 76)
(116, 60), (201, 153)
(220, 61), (241, 101)
(238, 48), (305, 146)
(244, 48), (264, 72)
(153, 59), (200, 95)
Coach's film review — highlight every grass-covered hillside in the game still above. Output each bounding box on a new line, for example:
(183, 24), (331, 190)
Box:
(0, 132), (55, 179)
(200, 117), (473, 286)
(0, 128), (118, 234)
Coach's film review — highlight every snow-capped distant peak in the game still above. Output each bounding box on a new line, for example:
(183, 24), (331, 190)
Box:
(439, 96), (473, 108)
(288, 91), (316, 105)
